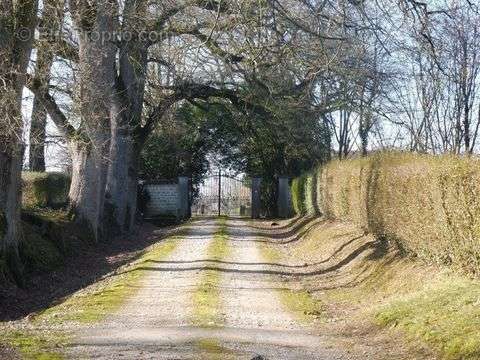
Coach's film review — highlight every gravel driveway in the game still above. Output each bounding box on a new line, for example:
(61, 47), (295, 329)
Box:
(66, 218), (361, 359)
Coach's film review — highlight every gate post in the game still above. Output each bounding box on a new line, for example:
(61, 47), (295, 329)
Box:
(178, 176), (190, 220)
(277, 176), (292, 218)
(251, 177), (262, 219)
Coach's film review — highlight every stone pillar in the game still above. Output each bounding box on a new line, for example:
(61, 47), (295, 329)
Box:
(251, 177), (262, 219)
(177, 176), (190, 220)
(277, 176), (292, 218)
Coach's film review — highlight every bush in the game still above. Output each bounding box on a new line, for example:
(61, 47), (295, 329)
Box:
(22, 172), (70, 209)
(291, 151), (480, 276)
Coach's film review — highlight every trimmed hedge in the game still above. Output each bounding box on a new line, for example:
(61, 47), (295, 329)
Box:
(291, 152), (480, 276)
(291, 174), (307, 215)
(22, 172), (71, 209)
(20, 221), (63, 272)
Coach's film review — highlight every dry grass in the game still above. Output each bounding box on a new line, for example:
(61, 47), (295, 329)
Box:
(267, 217), (480, 359)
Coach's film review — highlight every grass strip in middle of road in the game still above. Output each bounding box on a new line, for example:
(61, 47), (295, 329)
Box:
(192, 217), (231, 328)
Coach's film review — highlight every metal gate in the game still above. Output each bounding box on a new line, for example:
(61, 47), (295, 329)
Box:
(192, 172), (251, 217)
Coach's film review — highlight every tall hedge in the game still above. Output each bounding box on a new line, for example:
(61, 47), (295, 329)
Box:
(291, 152), (480, 276)
(22, 172), (71, 209)
(291, 174), (307, 215)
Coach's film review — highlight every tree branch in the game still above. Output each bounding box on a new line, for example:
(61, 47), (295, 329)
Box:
(26, 75), (76, 138)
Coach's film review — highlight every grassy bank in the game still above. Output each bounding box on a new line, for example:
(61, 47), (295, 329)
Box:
(265, 217), (480, 359)
(22, 172), (70, 209)
(374, 275), (480, 359)
(192, 217), (231, 327)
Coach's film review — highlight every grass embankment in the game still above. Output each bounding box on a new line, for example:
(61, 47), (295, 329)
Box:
(2, 226), (186, 359)
(288, 152), (480, 358)
(265, 217), (480, 359)
(375, 276), (480, 359)
(192, 217), (231, 327)
(337, 253), (480, 360)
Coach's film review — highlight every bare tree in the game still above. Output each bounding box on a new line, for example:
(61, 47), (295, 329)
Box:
(29, 0), (65, 171)
(0, 0), (38, 280)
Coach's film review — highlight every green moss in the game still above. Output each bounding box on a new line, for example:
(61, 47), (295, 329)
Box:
(196, 338), (235, 359)
(37, 231), (183, 324)
(280, 288), (326, 323)
(192, 218), (230, 327)
(375, 276), (480, 360)
(192, 270), (223, 327)
(2, 330), (67, 360)
(206, 217), (230, 261)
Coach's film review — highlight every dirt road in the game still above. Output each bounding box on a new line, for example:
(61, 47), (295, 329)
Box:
(67, 218), (362, 359)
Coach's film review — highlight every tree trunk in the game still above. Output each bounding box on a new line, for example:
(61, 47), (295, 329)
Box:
(104, 129), (138, 235)
(0, 145), (24, 282)
(29, 0), (63, 171)
(68, 139), (109, 241)
(67, 0), (118, 240)
(29, 95), (48, 172)
(103, 2), (148, 235)
(1, 0), (38, 282)
(104, 81), (145, 235)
